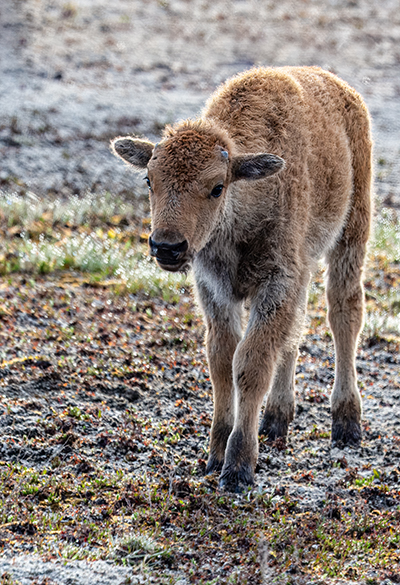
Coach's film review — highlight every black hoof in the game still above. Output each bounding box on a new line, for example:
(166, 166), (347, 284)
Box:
(218, 463), (254, 493)
(205, 454), (224, 475)
(259, 411), (289, 442)
(331, 418), (362, 447)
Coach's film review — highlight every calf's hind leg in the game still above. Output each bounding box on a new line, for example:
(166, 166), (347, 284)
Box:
(259, 283), (308, 441)
(326, 237), (368, 446)
(259, 348), (297, 441)
(326, 99), (372, 445)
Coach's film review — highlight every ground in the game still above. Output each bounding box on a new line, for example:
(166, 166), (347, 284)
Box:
(0, 193), (398, 585)
(0, 1), (400, 584)
(1, 0), (400, 206)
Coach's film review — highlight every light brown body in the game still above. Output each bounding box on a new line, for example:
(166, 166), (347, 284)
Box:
(112, 67), (372, 491)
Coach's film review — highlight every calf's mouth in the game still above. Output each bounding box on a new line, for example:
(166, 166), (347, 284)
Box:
(156, 256), (187, 272)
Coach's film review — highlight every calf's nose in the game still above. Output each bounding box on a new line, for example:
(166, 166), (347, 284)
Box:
(149, 234), (188, 264)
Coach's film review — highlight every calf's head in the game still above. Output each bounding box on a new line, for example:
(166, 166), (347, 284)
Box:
(111, 122), (285, 272)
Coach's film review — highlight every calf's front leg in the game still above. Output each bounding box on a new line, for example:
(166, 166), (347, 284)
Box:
(219, 298), (299, 492)
(204, 304), (243, 474)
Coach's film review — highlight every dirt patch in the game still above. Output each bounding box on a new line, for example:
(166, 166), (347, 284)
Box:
(0, 274), (399, 583)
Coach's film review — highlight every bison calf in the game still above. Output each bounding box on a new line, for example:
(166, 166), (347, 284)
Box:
(112, 67), (372, 492)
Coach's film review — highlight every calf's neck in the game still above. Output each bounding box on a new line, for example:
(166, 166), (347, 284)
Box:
(112, 66), (372, 492)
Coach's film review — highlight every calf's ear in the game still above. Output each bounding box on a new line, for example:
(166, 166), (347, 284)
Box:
(231, 153), (285, 182)
(111, 137), (154, 169)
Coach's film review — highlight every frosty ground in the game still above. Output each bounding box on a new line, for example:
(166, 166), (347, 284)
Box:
(0, 0), (400, 583)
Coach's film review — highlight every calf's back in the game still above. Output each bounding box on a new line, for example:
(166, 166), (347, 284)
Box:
(201, 66), (371, 266)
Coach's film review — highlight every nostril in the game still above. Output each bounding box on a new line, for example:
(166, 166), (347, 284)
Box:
(149, 236), (158, 256)
(172, 240), (188, 254)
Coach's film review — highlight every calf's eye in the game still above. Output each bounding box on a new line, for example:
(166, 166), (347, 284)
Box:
(210, 184), (223, 198)
(144, 177), (151, 188)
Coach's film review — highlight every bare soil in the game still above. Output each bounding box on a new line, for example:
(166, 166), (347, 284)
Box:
(0, 267), (398, 583)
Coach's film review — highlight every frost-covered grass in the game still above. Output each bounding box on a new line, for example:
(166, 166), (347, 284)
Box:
(0, 190), (190, 301)
(305, 210), (400, 339)
(0, 191), (399, 331)
(11, 233), (188, 301)
(0, 191), (138, 228)
(363, 311), (400, 338)
(372, 207), (400, 264)
(365, 208), (400, 338)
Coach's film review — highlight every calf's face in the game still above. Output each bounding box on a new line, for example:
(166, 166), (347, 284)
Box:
(111, 134), (284, 272)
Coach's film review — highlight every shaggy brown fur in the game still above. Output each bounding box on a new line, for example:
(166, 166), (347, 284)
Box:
(111, 66), (372, 492)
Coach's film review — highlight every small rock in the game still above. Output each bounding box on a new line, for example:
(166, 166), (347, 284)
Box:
(125, 387), (142, 402)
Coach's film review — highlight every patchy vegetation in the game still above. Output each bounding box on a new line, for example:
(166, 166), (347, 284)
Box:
(0, 192), (399, 584)
(0, 192), (189, 300)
